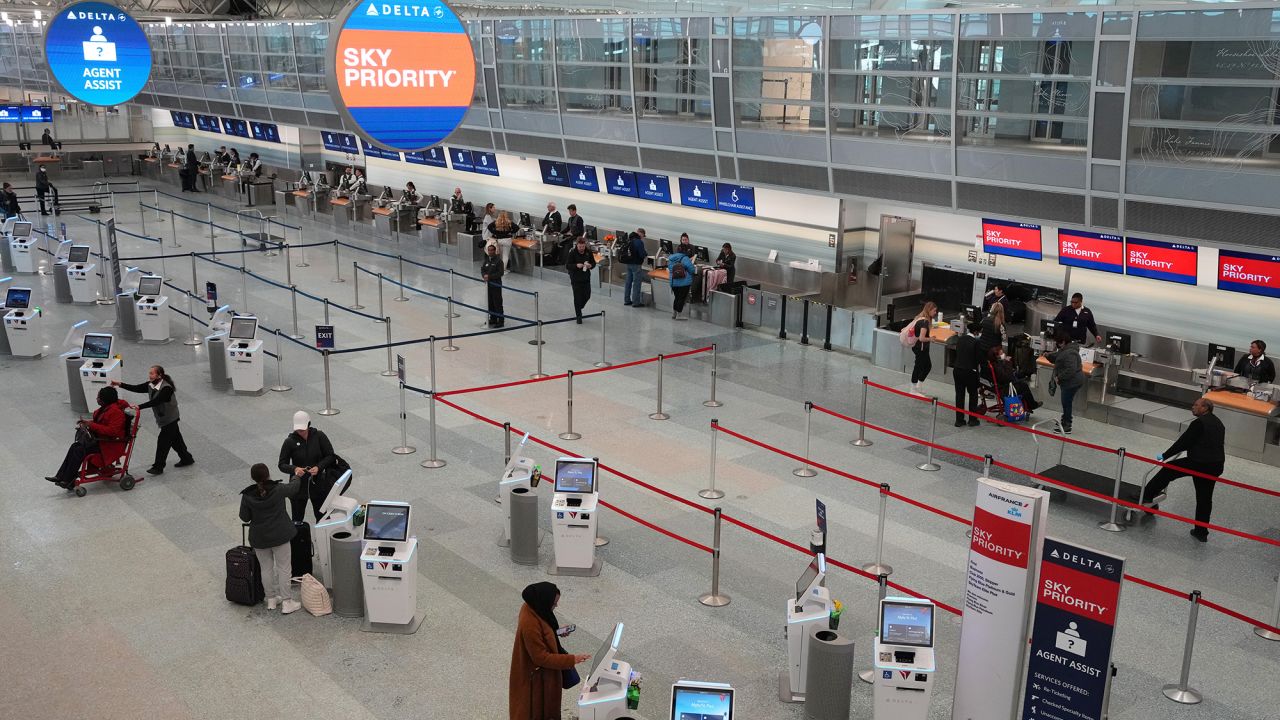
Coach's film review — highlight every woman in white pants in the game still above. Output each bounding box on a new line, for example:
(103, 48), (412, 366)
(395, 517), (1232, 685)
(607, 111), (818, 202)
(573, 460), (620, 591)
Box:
(239, 463), (302, 614)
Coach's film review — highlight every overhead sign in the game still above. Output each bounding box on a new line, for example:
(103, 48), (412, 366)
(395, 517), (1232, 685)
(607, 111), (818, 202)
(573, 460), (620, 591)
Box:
(221, 117), (250, 138)
(636, 172), (671, 203)
(170, 111), (195, 129)
(1057, 229), (1123, 274)
(315, 325), (335, 350)
(0, 106), (19, 123)
(250, 122), (281, 143)
(449, 147), (474, 172)
(715, 183), (756, 217)
(194, 114), (221, 133)
(1218, 249), (1280, 299)
(1021, 538), (1124, 720)
(568, 163), (599, 192)
(361, 139), (399, 160)
(1125, 237), (1197, 285)
(21, 106), (53, 123)
(323, 131), (360, 153)
(328, 0), (476, 152)
(539, 159), (569, 187)
(952, 478), (1049, 720)
(472, 151), (499, 176)
(404, 146), (448, 167)
(44, 2), (152, 107)
(679, 178), (717, 210)
(983, 218), (1043, 261)
(604, 168), (637, 198)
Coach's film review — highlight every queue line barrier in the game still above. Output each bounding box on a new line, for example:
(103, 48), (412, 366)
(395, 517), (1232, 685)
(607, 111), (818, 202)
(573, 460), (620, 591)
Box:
(336, 238), (539, 298)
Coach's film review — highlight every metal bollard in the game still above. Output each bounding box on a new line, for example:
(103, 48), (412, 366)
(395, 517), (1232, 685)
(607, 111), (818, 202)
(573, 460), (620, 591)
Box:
(794, 401), (818, 477)
(851, 376), (874, 447)
(296, 240), (309, 268)
(421, 337), (447, 469)
(859, 574), (891, 683)
(916, 397), (942, 471)
(558, 370), (581, 440)
(594, 309), (611, 368)
(289, 285), (303, 339)
(1255, 575), (1280, 641)
(703, 343), (723, 408)
(381, 317), (396, 376)
(240, 267), (250, 315)
(168, 209), (181, 248)
(861, 484), (894, 576)
(497, 421), (512, 503)
(799, 299), (810, 345)
(1098, 448), (1127, 532)
(699, 420), (725, 499)
(318, 350), (339, 416)
(153, 189), (161, 220)
(392, 381), (416, 454)
(270, 329), (291, 392)
(351, 262), (365, 309)
(594, 459), (611, 547)
(183, 292), (201, 346)
(331, 241), (345, 283)
(394, 255), (409, 301)
(530, 322), (548, 379)
(528, 292), (544, 345)
(443, 299), (458, 351)
(649, 354), (670, 420)
(983, 454), (993, 478)
(285, 246), (293, 287)
(95, 223), (113, 305)
(698, 507), (732, 607)
(1162, 591), (1204, 704)
(207, 204), (217, 259)
(323, 297), (331, 325)
(377, 272), (386, 318)
(139, 196), (148, 236)
(445, 270), (459, 318)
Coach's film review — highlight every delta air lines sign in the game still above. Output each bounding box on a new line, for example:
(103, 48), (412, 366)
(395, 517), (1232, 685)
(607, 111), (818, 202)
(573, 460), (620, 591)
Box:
(329, 0), (475, 152)
(43, 2), (152, 107)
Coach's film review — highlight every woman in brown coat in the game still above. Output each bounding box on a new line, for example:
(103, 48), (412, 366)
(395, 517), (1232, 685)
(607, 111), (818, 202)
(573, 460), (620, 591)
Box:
(509, 582), (591, 720)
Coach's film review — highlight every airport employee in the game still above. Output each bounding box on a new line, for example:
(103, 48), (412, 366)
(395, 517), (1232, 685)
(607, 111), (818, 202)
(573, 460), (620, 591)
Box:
(1054, 292), (1102, 345)
(1140, 397), (1225, 542)
(1234, 340), (1276, 384)
(112, 365), (195, 476)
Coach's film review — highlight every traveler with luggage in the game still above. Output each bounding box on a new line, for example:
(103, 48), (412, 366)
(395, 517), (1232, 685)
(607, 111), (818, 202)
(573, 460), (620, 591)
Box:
(620, 231), (648, 307)
(277, 410), (338, 522)
(238, 463), (302, 614)
(667, 242), (697, 319)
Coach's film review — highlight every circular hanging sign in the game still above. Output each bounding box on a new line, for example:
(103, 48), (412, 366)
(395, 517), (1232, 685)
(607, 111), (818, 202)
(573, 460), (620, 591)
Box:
(43, 1), (152, 107)
(328, 0), (475, 152)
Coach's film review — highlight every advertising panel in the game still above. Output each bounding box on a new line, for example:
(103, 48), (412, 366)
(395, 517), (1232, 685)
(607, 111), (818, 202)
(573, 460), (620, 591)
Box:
(21, 106), (53, 122)
(568, 163), (599, 192)
(636, 172), (671, 203)
(1125, 237), (1197, 285)
(1218, 249), (1280, 299)
(983, 218), (1043, 261)
(328, 0), (475, 151)
(403, 146), (448, 167)
(603, 168), (637, 197)
(44, 2), (152, 107)
(715, 183), (756, 216)
(1057, 229), (1123, 274)
(679, 178), (717, 210)
(539, 159), (569, 187)
(472, 151), (499, 176)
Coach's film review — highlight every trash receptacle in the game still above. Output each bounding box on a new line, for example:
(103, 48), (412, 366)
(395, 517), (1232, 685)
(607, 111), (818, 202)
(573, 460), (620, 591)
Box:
(54, 266), (72, 303)
(803, 629), (855, 720)
(66, 354), (87, 412)
(207, 335), (229, 391)
(331, 531), (364, 618)
(510, 487), (540, 566)
(115, 293), (137, 341)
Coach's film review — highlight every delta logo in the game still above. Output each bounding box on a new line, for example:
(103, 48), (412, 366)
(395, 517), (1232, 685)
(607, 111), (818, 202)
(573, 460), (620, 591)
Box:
(364, 3), (446, 17)
(67, 10), (123, 21)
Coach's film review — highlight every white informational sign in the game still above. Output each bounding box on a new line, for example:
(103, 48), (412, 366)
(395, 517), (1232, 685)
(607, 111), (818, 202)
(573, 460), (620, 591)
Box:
(951, 478), (1049, 720)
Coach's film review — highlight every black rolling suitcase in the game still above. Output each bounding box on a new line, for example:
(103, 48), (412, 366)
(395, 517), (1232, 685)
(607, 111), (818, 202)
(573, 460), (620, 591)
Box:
(292, 521), (313, 578)
(226, 524), (265, 606)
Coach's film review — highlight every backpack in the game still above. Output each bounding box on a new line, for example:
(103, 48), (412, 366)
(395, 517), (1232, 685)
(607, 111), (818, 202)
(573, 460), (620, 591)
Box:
(672, 260), (688, 280)
(617, 239), (633, 264)
(899, 321), (918, 347)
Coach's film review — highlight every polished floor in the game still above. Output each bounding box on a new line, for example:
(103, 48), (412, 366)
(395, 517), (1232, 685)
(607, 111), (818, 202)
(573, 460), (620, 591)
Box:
(2, 181), (1278, 720)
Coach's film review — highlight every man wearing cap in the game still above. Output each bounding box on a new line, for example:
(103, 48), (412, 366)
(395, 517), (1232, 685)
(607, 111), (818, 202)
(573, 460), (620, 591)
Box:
(277, 410), (338, 522)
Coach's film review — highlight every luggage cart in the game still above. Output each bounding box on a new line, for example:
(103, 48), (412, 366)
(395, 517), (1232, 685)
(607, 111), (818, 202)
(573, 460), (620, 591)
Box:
(1029, 418), (1159, 524)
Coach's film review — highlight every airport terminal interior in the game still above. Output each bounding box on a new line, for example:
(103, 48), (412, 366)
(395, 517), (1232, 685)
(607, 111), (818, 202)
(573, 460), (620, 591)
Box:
(3, 1), (1280, 719)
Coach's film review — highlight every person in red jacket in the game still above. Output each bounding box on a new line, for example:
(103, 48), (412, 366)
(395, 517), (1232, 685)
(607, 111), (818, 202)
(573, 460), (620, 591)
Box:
(46, 387), (131, 489)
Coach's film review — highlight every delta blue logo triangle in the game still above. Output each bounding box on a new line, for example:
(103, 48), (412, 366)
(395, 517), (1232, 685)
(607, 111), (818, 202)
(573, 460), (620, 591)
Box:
(366, 4), (379, 15)
(67, 10), (77, 19)
(1050, 549), (1059, 558)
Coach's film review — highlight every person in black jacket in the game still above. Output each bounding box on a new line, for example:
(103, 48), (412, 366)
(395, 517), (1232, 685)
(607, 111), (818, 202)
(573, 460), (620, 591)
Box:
(949, 323), (982, 427)
(480, 242), (505, 327)
(112, 365), (194, 475)
(239, 463), (302, 613)
(1233, 340), (1276, 384)
(541, 202), (563, 234)
(277, 410), (338, 522)
(3, 182), (22, 219)
(563, 204), (585, 240)
(564, 236), (595, 324)
(716, 243), (736, 284)
(35, 166), (57, 216)
(182, 143), (199, 192)
(1140, 397), (1226, 542)
(622, 231), (648, 307)
(1053, 293), (1102, 346)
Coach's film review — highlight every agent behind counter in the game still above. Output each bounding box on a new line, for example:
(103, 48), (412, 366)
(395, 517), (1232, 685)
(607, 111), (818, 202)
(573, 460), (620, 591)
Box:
(1234, 340), (1276, 384)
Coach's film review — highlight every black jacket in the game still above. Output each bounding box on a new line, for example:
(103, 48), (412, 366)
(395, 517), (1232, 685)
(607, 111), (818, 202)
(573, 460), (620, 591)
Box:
(185, 149), (198, 170)
(978, 316), (1004, 351)
(564, 213), (585, 239)
(541, 210), (563, 233)
(35, 171), (53, 192)
(239, 479), (301, 549)
(4, 189), (20, 216)
(278, 428), (336, 477)
(1234, 355), (1276, 384)
(564, 246), (595, 284)
(1165, 412), (1226, 474)
(1054, 306), (1099, 344)
(480, 255), (504, 285)
(119, 379), (180, 427)
(487, 221), (515, 240)
(716, 251), (736, 282)
(950, 333), (981, 372)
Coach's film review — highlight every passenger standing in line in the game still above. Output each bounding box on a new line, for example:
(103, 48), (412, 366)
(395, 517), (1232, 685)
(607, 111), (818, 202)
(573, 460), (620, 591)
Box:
(979, 302), (1007, 357)
(238, 463), (302, 614)
(509, 581), (591, 720)
(908, 301), (937, 395)
(1046, 329), (1086, 435)
(1053, 292), (1102, 346)
(716, 242), (737, 284)
(183, 143), (199, 192)
(1, 182), (20, 219)
(277, 411), (338, 522)
(949, 322), (982, 427)
(112, 365), (195, 475)
(622, 231), (648, 307)
(481, 242), (506, 328)
(1233, 340), (1276, 384)
(564, 236), (595, 324)
(488, 210), (517, 268)
(1140, 397), (1225, 543)
(481, 202), (498, 245)
(35, 166), (57, 216)
(667, 243), (696, 319)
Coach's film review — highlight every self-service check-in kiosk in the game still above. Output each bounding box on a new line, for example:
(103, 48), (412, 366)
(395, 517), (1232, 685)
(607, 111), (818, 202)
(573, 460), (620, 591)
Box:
(66, 244), (97, 303)
(550, 457), (601, 576)
(225, 316), (265, 394)
(670, 680), (735, 720)
(780, 553), (832, 702)
(360, 501), (422, 632)
(499, 432), (539, 547)
(3, 286), (42, 357)
(577, 623), (634, 720)
(10, 221), (37, 274)
(135, 275), (171, 343)
(313, 469), (357, 590)
(79, 333), (121, 408)
(873, 597), (936, 720)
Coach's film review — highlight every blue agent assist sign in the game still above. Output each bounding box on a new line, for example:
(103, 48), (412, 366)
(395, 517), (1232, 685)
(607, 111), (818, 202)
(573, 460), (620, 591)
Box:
(679, 178), (717, 210)
(604, 168), (636, 198)
(44, 2), (152, 107)
(568, 163), (599, 192)
(315, 325), (336, 350)
(636, 172), (671, 203)
(715, 182), (756, 217)
(539, 159), (569, 187)
(1021, 538), (1125, 720)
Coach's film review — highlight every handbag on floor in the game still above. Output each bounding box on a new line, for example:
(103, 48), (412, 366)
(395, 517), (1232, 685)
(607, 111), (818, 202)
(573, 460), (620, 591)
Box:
(296, 573), (331, 616)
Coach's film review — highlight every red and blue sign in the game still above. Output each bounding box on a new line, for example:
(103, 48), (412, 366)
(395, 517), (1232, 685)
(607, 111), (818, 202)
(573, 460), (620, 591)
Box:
(1057, 229), (1123, 274)
(983, 218), (1043, 261)
(1125, 237), (1197, 285)
(330, 0), (475, 152)
(1218, 249), (1280, 299)
(44, 2), (152, 107)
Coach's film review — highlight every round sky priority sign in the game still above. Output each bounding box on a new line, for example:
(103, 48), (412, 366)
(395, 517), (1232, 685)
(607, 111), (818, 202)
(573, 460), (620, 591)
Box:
(329, 0), (475, 152)
(44, 1), (152, 107)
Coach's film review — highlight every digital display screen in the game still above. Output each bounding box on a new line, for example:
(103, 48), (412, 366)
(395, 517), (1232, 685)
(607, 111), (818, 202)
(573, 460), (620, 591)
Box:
(21, 106), (52, 122)
(1057, 229), (1123, 274)
(43, 1), (152, 107)
(363, 503), (410, 542)
(5, 288), (31, 309)
(585, 623), (622, 685)
(404, 147), (448, 167)
(221, 117), (250, 138)
(81, 333), (112, 359)
(472, 151), (499, 176)
(636, 172), (671, 203)
(0, 106), (20, 123)
(228, 316), (258, 340)
(1125, 237), (1197, 285)
(68, 245), (91, 263)
(361, 140), (398, 160)
(250, 122), (280, 143)
(982, 218), (1043, 261)
(795, 556), (822, 602)
(322, 132), (359, 153)
(1217, 249), (1280, 299)
(170, 111), (195, 129)
(715, 183), (755, 217)
(136, 276), (162, 296)
(679, 178), (717, 210)
(449, 147), (474, 172)
(671, 685), (733, 720)
(539, 159), (569, 187)
(880, 601), (934, 647)
(11, 221), (32, 238)
(603, 168), (637, 197)
(554, 459), (596, 494)
(568, 163), (599, 192)
(194, 114), (221, 133)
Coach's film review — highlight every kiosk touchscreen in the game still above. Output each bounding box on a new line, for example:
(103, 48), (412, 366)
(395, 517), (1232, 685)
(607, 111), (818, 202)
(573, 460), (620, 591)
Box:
(577, 623), (634, 720)
(78, 332), (121, 408)
(65, 244), (97, 303)
(10, 221), (38, 274)
(3, 286), (41, 357)
(225, 315), (265, 393)
(313, 469), (357, 589)
(135, 275), (170, 343)
(360, 500), (421, 631)
(551, 457), (601, 575)
(671, 680), (735, 720)
(499, 432), (539, 546)
(780, 553), (831, 702)
(872, 597), (936, 720)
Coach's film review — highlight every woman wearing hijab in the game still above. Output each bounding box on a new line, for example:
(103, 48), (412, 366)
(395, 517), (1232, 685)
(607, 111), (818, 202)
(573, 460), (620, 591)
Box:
(509, 582), (591, 720)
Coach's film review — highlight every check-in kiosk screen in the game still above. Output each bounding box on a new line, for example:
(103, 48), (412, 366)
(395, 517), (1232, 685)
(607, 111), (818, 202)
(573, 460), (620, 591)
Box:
(228, 317), (258, 340)
(12, 221), (31, 238)
(880, 601), (934, 647)
(671, 685), (734, 720)
(363, 503), (410, 542)
(554, 460), (596, 494)
(5, 288), (31, 309)
(137, 277), (162, 297)
(81, 334), (112, 359)
(68, 245), (90, 263)
(586, 622), (621, 684)
(795, 557), (820, 602)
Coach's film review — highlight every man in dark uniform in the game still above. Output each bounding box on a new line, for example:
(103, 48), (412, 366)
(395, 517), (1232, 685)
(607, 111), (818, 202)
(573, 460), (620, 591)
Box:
(1233, 340), (1276, 384)
(1141, 397), (1226, 542)
(949, 323), (982, 427)
(981, 284), (1010, 315)
(1053, 292), (1102, 345)
(541, 201), (563, 234)
(564, 236), (595, 324)
(182, 143), (199, 192)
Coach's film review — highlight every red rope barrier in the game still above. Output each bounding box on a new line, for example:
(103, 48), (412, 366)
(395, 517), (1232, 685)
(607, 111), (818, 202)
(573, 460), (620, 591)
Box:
(598, 499), (714, 554)
(811, 404), (986, 463)
(1199, 597), (1280, 636)
(1127, 451), (1280, 499)
(1123, 573), (1192, 600)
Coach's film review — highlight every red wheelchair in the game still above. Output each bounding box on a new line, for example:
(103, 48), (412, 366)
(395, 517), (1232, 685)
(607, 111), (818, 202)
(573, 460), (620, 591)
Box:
(68, 410), (143, 498)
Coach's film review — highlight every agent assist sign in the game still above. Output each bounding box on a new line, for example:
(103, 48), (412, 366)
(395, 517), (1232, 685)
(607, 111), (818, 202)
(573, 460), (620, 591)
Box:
(44, 2), (152, 107)
(329, 0), (475, 152)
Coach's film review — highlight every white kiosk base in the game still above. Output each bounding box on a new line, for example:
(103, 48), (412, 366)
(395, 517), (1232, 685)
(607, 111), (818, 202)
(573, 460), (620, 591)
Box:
(80, 356), (122, 410)
(4, 307), (43, 358)
(227, 339), (265, 394)
(136, 296), (171, 343)
(360, 501), (423, 634)
(780, 555), (832, 702)
(67, 263), (97, 303)
(872, 597), (936, 720)
(577, 623), (634, 720)
(11, 238), (38, 274)
(550, 491), (601, 576)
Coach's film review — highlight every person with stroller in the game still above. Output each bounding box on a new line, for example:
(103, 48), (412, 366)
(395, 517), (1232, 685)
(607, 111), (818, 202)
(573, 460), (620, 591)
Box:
(277, 411), (338, 522)
(239, 463), (302, 613)
(45, 387), (132, 489)
(112, 365), (195, 475)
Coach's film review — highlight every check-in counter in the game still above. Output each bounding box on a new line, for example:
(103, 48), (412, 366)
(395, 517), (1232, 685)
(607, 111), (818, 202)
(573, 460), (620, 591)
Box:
(510, 236), (539, 274)
(219, 174), (240, 201)
(1035, 354), (1102, 414)
(649, 268), (670, 311)
(458, 232), (484, 264)
(419, 216), (443, 247)
(142, 157), (161, 180)
(1203, 389), (1280, 458)
(373, 205), (417, 240)
(329, 196), (351, 227)
(246, 179), (274, 207)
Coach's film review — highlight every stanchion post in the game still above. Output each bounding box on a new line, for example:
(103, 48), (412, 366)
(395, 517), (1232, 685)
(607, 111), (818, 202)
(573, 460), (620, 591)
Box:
(496, 421), (512, 503)
(1098, 448), (1127, 532)
(95, 222), (112, 304)
(699, 420), (725, 499)
(530, 322), (548, 379)
(351, 262), (365, 309)
(331, 241), (345, 283)
(594, 309), (611, 368)
(528, 292), (544, 345)
(1162, 591), (1204, 704)
(183, 291), (201, 346)
(421, 337), (447, 469)
(558, 370), (581, 440)
(392, 381), (416, 454)
(284, 245), (293, 287)
(916, 397), (942, 471)
(445, 269), (459, 318)
(323, 297), (330, 325)
(858, 574), (891, 683)
(794, 401), (818, 477)
(703, 343), (723, 408)
(287, 285), (302, 339)
(861, 484), (894, 576)
(443, 299), (458, 351)
(649, 354), (670, 420)
(207, 204), (217, 259)
(594, 453), (610, 547)
(698, 507), (731, 607)
(377, 272), (386, 318)
(851, 376), (874, 447)
(270, 329), (291, 392)
(139, 195), (147, 235)
(1255, 575), (1280, 641)
(983, 454), (993, 478)
(393, 255), (409, 301)
(318, 350), (339, 416)
(296, 237), (309, 267)
(381, 317), (396, 376)
(168, 209), (180, 248)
